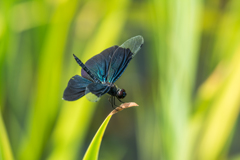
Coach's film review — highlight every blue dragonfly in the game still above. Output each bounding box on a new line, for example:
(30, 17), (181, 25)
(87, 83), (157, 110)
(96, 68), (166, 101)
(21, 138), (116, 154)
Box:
(63, 35), (144, 107)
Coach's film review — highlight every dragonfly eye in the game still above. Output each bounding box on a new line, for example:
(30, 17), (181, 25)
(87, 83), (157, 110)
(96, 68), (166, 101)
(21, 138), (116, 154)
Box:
(117, 89), (126, 99)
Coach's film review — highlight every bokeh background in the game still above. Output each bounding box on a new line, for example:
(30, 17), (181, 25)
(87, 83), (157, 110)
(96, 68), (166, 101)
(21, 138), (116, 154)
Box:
(1, 0), (240, 160)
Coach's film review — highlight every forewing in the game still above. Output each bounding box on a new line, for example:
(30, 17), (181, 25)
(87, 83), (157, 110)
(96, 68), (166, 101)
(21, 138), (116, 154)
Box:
(107, 35), (144, 83)
(85, 83), (110, 102)
(120, 35), (144, 57)
(63, 75), (92, 101)
(81, 46), (119, 82)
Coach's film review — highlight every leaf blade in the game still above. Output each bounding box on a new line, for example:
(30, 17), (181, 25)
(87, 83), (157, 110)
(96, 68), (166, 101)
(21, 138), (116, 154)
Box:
(83, 115), (112, 160)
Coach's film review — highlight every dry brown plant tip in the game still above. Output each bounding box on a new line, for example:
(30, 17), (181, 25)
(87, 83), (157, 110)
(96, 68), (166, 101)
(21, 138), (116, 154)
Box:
(109, 102), (139, 116)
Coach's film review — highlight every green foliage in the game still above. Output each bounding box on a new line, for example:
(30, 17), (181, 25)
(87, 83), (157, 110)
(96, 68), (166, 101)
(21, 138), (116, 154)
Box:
(83, 115), (112, 160)
(83, 102), (138, 160)
(0, 113), (14, 160)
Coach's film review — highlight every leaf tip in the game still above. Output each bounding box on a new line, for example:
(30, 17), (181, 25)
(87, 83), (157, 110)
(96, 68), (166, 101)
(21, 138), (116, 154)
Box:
(109, 102), (139, 115)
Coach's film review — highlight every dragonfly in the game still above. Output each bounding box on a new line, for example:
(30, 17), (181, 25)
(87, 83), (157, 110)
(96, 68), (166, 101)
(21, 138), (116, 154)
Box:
(63, 35), (144, 107)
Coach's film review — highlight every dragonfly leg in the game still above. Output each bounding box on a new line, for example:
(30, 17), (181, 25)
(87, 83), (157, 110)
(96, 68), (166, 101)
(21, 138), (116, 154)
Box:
(108, 96), (116, 108)
(108, 96), (120, 108)
(108, 96), (112, 107)
(113, 97), (119, 108)
(117, 97), (125, 103)
(108, 96), (111, 103)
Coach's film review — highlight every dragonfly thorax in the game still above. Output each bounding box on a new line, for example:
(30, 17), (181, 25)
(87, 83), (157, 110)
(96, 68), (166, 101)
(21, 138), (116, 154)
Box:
(107, 84), (127, 99)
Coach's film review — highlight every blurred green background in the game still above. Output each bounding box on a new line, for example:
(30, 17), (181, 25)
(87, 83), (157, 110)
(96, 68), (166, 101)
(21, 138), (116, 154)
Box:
(1, 0), (240, 160)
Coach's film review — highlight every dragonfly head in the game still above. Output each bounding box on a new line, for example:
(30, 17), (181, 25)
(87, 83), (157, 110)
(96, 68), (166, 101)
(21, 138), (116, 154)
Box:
(116, 89), (126, 99)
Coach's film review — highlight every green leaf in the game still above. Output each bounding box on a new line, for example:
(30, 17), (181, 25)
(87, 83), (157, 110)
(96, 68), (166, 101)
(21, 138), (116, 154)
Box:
(83, 102), (138, 160)
(83, 115), (112, 160)
(0, 112), (14, 160)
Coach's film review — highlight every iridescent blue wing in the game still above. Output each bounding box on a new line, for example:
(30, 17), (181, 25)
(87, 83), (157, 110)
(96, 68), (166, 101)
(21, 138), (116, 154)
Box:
(63, 75), (92, 101)
(81, 46), (119, 82)
(107, 35), (144, 83)
(85, 83), (110, 102)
